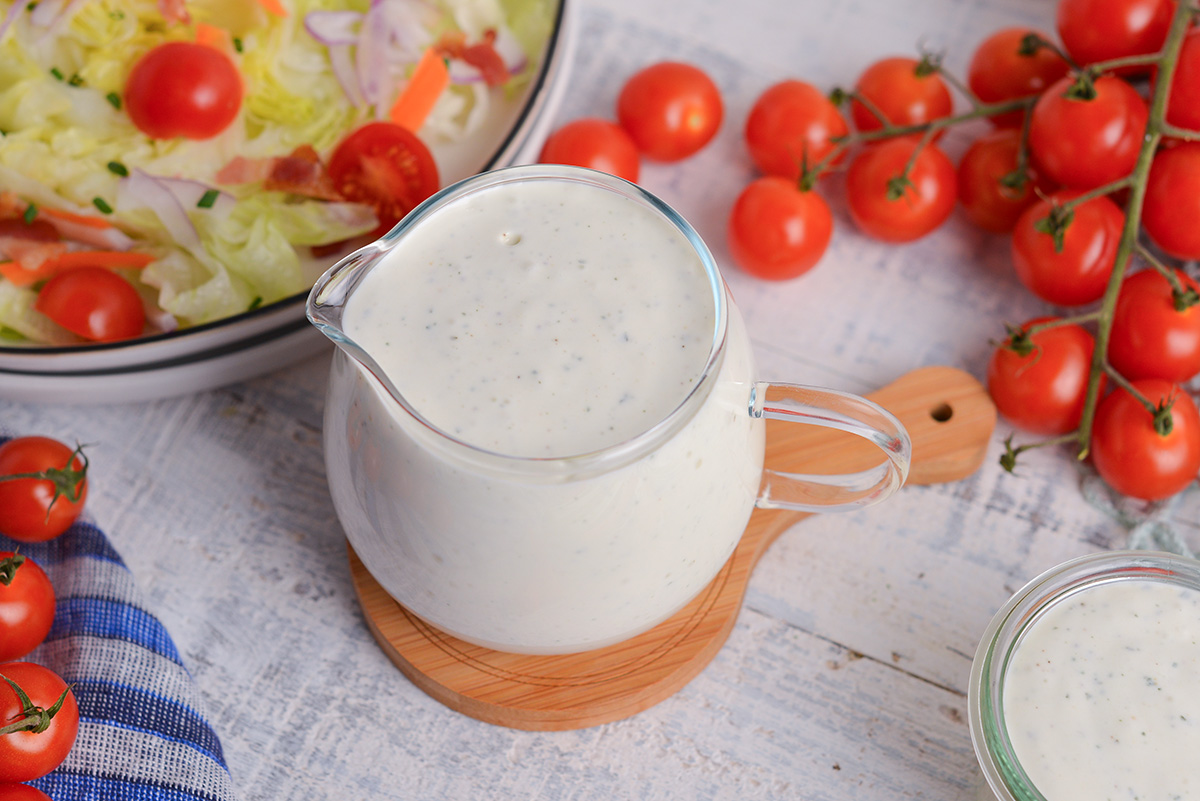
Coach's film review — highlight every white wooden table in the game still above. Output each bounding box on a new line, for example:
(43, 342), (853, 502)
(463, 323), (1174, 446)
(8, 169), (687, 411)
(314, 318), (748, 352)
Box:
(4, 0), (1198, 798)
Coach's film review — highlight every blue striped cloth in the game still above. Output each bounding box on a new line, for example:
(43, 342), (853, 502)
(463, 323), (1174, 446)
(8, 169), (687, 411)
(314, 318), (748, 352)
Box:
(1, 518), (238, 801)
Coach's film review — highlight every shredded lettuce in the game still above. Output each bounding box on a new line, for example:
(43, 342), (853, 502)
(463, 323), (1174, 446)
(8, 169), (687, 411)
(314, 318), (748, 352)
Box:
(0, 0), (548, 344)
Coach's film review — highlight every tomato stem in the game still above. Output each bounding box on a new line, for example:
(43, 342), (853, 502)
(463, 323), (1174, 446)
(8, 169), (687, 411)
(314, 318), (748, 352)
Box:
(0, 442), (89, 520)
(1000, 432), (1078, 474)
(0, 552), (26, 586)
(1018, 32), (1079, 71)
(0, 674), (71, 736)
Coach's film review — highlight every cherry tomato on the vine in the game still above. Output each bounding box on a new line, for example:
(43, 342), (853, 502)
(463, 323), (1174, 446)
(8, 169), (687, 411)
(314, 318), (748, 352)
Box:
(850, 56), (952, 134)
(967, 28), (1070, 128)
(1011, 190), (1124, 306)
(0, 784), (53, 801)
(616, 62), (723, 162)
(1162, 27), (1200, 131)
(1108, 269), (1200, 384)
(0, 662), (79, 783)
(743, 80), (848, 181)
(1027, 75), (1148, 190)
(35, 267), (145, 343)
(0, 552), (55, 663)
(538, 118), (640, 183)
(1142, 141), (1200, 261)
(0, 437), (88, 543)
(327, 122), (440, 239)
(987, 317), (1101, 436)
(727, 177), (832, 280)
(1090, 379), (1200, 501)
(1057, 0), (1175, 75)
(124, 41), (243, 139)
(845, 136), (957, 243)
(957, 129), (1054, 234)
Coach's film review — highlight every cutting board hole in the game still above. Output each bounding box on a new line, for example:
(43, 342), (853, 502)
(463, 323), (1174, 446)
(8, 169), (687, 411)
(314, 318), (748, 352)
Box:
(930, 403), (953, 422)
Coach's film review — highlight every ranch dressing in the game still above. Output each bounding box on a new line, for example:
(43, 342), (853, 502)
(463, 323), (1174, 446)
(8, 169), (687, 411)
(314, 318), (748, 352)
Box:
(1001, 578), (1200, 800)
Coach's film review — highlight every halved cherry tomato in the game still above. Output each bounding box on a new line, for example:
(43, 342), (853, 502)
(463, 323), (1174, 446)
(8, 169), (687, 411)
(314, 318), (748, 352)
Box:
(957, 128), (1053, 234)
(616, 62), (723, 162)
(850, 56), (952, 134)
(727, 176), (832, 280)
(1057, 0), (1175, 75)
(34, 267), (145, 343)
(327, 122), (440, 238)
(845, 136), (957, 242)
(0, 552), (55, 663)
(1011, 190), (1124, 306)
(1108, 268), (1200, 384)
(743, 80), (848, 181)
(1142, 141), (1200, 260)
(1090, 379), (1200, 501)
(0, 663), (79, 783)
(967, 28), (1070, 128)
(538, 118), (640, 183)
(124, 41), (243, 139)
(0, 437), (87, 543)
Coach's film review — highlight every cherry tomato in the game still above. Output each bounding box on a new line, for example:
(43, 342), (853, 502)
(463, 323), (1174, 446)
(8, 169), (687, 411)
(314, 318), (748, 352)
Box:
(1108, 269), (1200, 383)
(1057, 0), (1175, 75)
(1163, 28), (1200, 131)
(0, 553), (55, 663)
(957, 129), (1054, 234)
(987, 317), (1101, 435)
(0, 662), (79, 783)
(727, 177), (832, 280)
(327, 122), (440, 238)
(1027, 75), (1148, 190)
(1011, 190), (1124, 306)
(850, 56), (952, 134)
(1090, 379), (1200, 501)
(616, 62), (723, 162)
(0, 437), (88, 544)
(124, 41), (243, 139)
(34, 267), (145, 343)
(743, 80), (848, 181)
(1142, 142), (1200, 260)
(538, 118), (640, 183)
(967, 28), (1070, 128)
(845, 136), (957, 242)
(0, 785), (52, 801)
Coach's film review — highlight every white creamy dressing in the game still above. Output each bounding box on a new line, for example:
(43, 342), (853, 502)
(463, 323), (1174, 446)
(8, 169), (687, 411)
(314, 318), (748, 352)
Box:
(1002, 578), (1200, 800)
(344, 178), (716, 457)
(325, 173), (764, 653)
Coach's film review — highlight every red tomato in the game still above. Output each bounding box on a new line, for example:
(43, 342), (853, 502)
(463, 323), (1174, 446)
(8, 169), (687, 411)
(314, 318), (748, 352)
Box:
(1142, 142), (1200, 260)
(1057, 0), (1175, 75)
(850, 57), (953, 134)
(845, 137), (957, 242)
(0, 785), (52, 801)
(124, 41), (242, 139)
(1108, 269), (1200, 383)
(327, 122), (440, 238)
(34, 267), (145, 343)
(967, 28), (1070, 128)
(957, 129), (1054, 234)
(743, 80), (848, 181)
(1163, 28), (1200, 131)
(0, 552), (55, 663)
(1090, 379), (1200, 500)
(0, 437), (88, 543)
(987, 317), (1101, 435)
(726, 177), (832, 280)
(1027, 75), (1148, 190)
(538, 118), (640, 183)
(0, 662), (79, 783)
(1011, 190), (1124, 306)
(616, 62), (723, 162)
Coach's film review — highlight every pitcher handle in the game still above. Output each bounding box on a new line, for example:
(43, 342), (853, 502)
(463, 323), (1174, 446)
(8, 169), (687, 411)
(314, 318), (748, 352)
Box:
(751, 381), (912, 513)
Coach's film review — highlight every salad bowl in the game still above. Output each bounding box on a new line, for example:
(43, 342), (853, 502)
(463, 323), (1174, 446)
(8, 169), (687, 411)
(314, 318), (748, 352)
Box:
(0, 0), (575, 403)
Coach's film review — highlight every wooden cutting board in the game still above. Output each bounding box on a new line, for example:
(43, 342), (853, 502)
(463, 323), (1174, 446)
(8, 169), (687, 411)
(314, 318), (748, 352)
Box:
(348, 365), (996, 730)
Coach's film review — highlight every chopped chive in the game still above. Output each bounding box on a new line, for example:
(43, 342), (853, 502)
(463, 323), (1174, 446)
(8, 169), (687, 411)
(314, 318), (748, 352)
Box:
(233, 37), (243, 53)
(68, 73), (84, 87)
(107, 161), (129, 177)
(248, 296), (263, 311)
(106, 92), (122, 110)
(49, 67), (64, 81)
(92, 197), (113, 214)
(197, 189), (220, 209)
(22, 204), (37, 225)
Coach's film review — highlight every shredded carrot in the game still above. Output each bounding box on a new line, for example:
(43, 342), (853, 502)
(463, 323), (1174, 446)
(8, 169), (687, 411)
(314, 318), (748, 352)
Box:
(256, 0), (288, 17)
(37, 205), (115, 230)
(0, 251), (155, 287)
(0, 260), (54, 287)
(389, 47), (451, 133)
(195, 22), (233, 51)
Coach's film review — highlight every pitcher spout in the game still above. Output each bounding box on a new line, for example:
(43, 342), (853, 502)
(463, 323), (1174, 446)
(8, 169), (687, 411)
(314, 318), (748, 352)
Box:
(306, 239), (388, 351)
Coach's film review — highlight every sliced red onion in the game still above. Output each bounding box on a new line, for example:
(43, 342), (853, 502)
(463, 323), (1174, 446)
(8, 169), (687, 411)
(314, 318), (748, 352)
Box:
(155, 176), (237, 220)
(116, 170), (201, 252)
(146, 306), (179, 334)
(43, 216), (136, 252)
(31, 0), (87, 38)
(356, 1), (392, 112)
(0, 1), (24, 42)
(304, 9), (362, 45)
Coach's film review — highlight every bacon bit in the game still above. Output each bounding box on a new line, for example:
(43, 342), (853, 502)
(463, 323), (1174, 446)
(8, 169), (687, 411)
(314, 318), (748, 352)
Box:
(436, 29), (509, 87)
(0, 192), (25, 219)
(0, 233), (70, 280)
(157, 0), (191, 25)
(217, 145), (343, 201)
